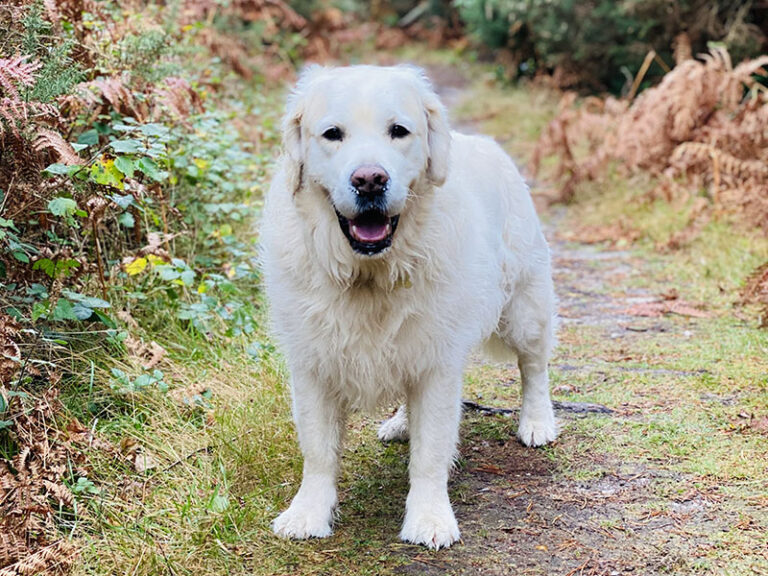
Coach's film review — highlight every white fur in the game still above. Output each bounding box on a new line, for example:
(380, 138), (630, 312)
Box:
(261, 65), (557, 549)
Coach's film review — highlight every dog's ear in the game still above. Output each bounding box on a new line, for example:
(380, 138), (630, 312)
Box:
(282, 64), (323, 194)
(425, 94), (451, 186)
(406, 66), (452, 187)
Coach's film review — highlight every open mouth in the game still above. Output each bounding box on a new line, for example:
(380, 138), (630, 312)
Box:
(336, 209), (400, 256)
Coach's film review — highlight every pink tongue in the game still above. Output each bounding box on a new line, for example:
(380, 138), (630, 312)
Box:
(351, 220), (390, 242)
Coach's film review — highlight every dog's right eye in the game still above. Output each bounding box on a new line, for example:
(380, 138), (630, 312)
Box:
(322, 127), (344, 141)
(389, 124), (410, 139)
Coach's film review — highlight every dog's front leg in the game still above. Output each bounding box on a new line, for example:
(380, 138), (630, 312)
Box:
(273, 373), (344, 539)
(400, 368), (462, 549)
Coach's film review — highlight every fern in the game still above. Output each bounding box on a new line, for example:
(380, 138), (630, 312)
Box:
(0, 56), (41, 99)
(532, 47), (768, 228)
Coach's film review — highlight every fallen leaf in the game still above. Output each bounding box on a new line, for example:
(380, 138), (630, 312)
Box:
(124, 336), (167, 369)
(747, 416), (768, 435)
(133, 449), (158, 473)
(625, 299), (712, 318)
(119, 437), (159, 473)
(474, 464), (505, 475)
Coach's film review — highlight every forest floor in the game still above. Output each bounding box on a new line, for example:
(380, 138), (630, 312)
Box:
(71, 53), (768, 576)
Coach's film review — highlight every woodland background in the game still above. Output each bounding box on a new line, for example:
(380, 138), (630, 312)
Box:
(1, 1), (767, 575)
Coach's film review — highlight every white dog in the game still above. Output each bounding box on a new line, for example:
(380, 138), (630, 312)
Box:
(260, 65), (557, 549)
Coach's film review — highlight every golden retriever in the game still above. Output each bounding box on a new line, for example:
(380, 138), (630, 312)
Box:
(260, 65), (557, 549)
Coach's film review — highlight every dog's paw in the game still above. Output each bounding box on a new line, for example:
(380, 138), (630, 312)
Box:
(272, 481), (337, 540)
(400, 496), (459, 549)
(377, 406), (409, 442)
(517, 406), (558, 447)
(272, 500), (334, 539)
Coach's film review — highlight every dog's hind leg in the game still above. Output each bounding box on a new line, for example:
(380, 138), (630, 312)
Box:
(378, 405), (409, 442)
(516, 353), (558, 446)
(498, 269), (558, 447)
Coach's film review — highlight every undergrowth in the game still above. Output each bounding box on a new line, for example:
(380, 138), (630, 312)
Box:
(0, 1), (287, 573)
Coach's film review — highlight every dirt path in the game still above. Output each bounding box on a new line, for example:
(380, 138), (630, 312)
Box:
(399, 240), (715, 576)
(388, 65), (767, 576)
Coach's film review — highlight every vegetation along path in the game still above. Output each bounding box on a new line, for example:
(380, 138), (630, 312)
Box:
(10, 53), (762, 576)
(3, 1), (767, 573)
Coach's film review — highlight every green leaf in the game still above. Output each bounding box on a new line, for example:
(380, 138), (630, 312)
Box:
(0, 217), (17, 229)
(93, 310), (117, 328)
(180, 270), (195, 285)
(110, 194), (134, 209)
(156, 265), (181, 281)
(72, 303), (94, 320)
(90, 160), (124, 189)
(110, 139), (141, 154)
(32, 258), (55, 277)
(77, 129), (99, 146)
(48, 197), (78, 217)
(136, 157), (164, 182)
(117, 212), (135, 228)
(211, 492), (229, 513)
(112, 123), (136, 132)
(31, 300), (49, 321)
(114, 156), (135, 177)
(11, 251), (29, 263)
(33, 258), (80, 278)
(62, 290), (110, 308)
(139, 123), (170, 138)
(133, 374), (152, 388)
(52, 299), (79, 321)
(44, 163), (72, 175)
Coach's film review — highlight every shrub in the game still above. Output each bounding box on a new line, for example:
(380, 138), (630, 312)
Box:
(455, 0), (767, 93)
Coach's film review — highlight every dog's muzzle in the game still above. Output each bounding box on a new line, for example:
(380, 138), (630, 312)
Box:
(336, 164), (400, 256)
(336, 210), (400, 256)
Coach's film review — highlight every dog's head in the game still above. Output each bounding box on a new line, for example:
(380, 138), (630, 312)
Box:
(281, 65), (451, 257)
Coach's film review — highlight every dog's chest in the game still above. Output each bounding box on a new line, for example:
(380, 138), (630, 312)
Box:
(305, 283), (438, 407)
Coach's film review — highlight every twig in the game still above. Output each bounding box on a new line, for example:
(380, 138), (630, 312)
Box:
(161, 446), (211, 473)
(552, 400), (613, 414)
(627, 50), (656, 101)
(160, 428), (254, 473)
(462, 400), (613, 415)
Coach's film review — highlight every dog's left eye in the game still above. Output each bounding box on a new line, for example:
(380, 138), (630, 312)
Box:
(389, 124), (410, 139)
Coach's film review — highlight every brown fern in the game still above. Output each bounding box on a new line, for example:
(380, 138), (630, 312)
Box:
(153, 77), (203, 119)
(0, 315), (21, 385)
(0, 56), (41, 99)
(532, 48), (768, 227)
(743, 262), (768, 328)
(33, 129), (85, 166)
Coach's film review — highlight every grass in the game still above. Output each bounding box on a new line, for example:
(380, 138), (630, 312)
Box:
(30, 52), (764, 576)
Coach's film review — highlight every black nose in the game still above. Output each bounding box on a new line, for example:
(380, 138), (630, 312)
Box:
(350, 165), (389, 197)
